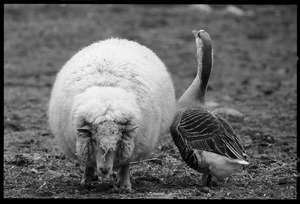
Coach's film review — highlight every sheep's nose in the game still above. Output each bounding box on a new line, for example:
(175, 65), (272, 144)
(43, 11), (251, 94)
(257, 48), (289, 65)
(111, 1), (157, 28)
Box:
(99, 167), (110, 175)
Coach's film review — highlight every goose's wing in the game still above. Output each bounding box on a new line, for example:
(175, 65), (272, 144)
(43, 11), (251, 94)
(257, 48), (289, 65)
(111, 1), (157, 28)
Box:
(214, 112), (248, 159)
(171, 107), (245, 160)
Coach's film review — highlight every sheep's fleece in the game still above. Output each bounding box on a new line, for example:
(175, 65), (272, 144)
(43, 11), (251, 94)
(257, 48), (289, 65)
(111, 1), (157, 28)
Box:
(48, 38), (176, 168)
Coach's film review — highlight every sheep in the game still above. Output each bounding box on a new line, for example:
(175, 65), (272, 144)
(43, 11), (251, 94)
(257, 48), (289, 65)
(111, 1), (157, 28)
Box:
(48, 38), (176, 191)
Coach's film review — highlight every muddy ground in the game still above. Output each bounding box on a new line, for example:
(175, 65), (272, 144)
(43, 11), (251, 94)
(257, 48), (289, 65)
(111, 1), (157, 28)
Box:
(4, 5), (298, 199)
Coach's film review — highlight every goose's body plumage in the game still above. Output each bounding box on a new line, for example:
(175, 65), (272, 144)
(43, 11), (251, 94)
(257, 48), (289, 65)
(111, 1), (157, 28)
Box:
(170, 106), (248, 184)
(170, 30), (249, 186)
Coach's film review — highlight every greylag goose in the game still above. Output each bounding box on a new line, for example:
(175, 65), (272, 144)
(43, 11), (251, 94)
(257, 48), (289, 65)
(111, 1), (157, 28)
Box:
(170, 30), (249, 186)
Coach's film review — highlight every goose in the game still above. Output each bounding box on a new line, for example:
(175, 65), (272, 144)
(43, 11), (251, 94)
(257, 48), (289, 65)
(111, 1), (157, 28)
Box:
(170, 30), (249, 187)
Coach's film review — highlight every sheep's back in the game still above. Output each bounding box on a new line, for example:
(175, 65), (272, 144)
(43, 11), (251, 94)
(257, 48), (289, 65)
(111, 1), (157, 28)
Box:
(48, 38), (175, 159)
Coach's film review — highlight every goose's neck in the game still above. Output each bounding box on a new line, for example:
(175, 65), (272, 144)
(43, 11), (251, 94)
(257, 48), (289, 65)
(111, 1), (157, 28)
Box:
(178, 31), (213, 107)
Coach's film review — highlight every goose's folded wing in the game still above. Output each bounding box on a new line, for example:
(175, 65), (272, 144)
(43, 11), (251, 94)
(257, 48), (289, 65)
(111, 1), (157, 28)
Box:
(175, 108), (245, 160)
(214, 113), (248, 158)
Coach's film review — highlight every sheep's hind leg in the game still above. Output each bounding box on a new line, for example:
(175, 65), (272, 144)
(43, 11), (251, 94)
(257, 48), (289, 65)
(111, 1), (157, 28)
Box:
(80, 164), (95, 188)
(114, 164), (132, 192)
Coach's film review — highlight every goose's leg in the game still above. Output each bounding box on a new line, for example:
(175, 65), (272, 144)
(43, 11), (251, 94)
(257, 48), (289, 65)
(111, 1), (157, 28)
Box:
(206, 174), (212, 186)
(201, 173), (212, 186)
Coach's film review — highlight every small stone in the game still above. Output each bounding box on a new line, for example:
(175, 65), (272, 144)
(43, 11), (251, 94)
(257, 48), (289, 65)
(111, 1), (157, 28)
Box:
(224, 5), (246, 16)
(37, 164), (46, 170)
(253, 153), (268, 159)
(31, 168), (39, 174)
(262, 134), (275, 143)
(40, 191), (53, 197)
(41, 132), (50, 137)
(46, 170), (63, 178)
(191, 4), (213, 13)
(68, 173), (81, 178)
(200, 187), (210, 194)
(205, 101), (219, 108)
(12, 154), (33, 166)
(214, 107), (244, 119)
(278, 177), (289, 185)
(33, 153), (43, 161)
(222, 95), (232, 101)
(195, 190), (202, 196)
(243, 135), (253, 148)
(149, 158), (163, 165)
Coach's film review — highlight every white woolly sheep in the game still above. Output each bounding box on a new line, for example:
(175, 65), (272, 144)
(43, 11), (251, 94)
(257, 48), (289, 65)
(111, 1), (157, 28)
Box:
(48, 38), (176, 191)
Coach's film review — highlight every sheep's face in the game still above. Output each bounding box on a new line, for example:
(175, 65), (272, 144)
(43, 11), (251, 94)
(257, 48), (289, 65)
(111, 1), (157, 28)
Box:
(76, 120), (138, 178)
(95, 121), (123, 178)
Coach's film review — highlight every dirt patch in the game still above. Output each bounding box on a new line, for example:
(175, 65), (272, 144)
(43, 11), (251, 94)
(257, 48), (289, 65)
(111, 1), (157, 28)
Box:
(4, 5), (297, 199)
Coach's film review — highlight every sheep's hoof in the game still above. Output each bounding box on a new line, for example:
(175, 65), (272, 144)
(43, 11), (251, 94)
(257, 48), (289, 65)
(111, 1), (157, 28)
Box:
(116, 176), (132, 192)
(80, 179), (92, 188)
(110, 184), (133, 193)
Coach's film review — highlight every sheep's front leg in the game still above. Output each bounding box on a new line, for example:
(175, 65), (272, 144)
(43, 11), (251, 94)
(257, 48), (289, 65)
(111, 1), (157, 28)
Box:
(116, 164), (132, 191)
(80, 163), (95, 188)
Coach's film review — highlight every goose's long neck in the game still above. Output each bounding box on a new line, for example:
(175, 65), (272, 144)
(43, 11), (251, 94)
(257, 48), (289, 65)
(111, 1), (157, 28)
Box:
(178, 30), (213, 107)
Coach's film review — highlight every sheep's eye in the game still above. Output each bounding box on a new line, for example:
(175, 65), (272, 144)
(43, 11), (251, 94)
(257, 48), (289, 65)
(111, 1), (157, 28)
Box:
(77, 128), (91, 138)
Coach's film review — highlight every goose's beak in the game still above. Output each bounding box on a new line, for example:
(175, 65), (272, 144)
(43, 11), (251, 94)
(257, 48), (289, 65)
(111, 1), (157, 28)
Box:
(192, 30), (200, 38)
(192, 30), (207, 38)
